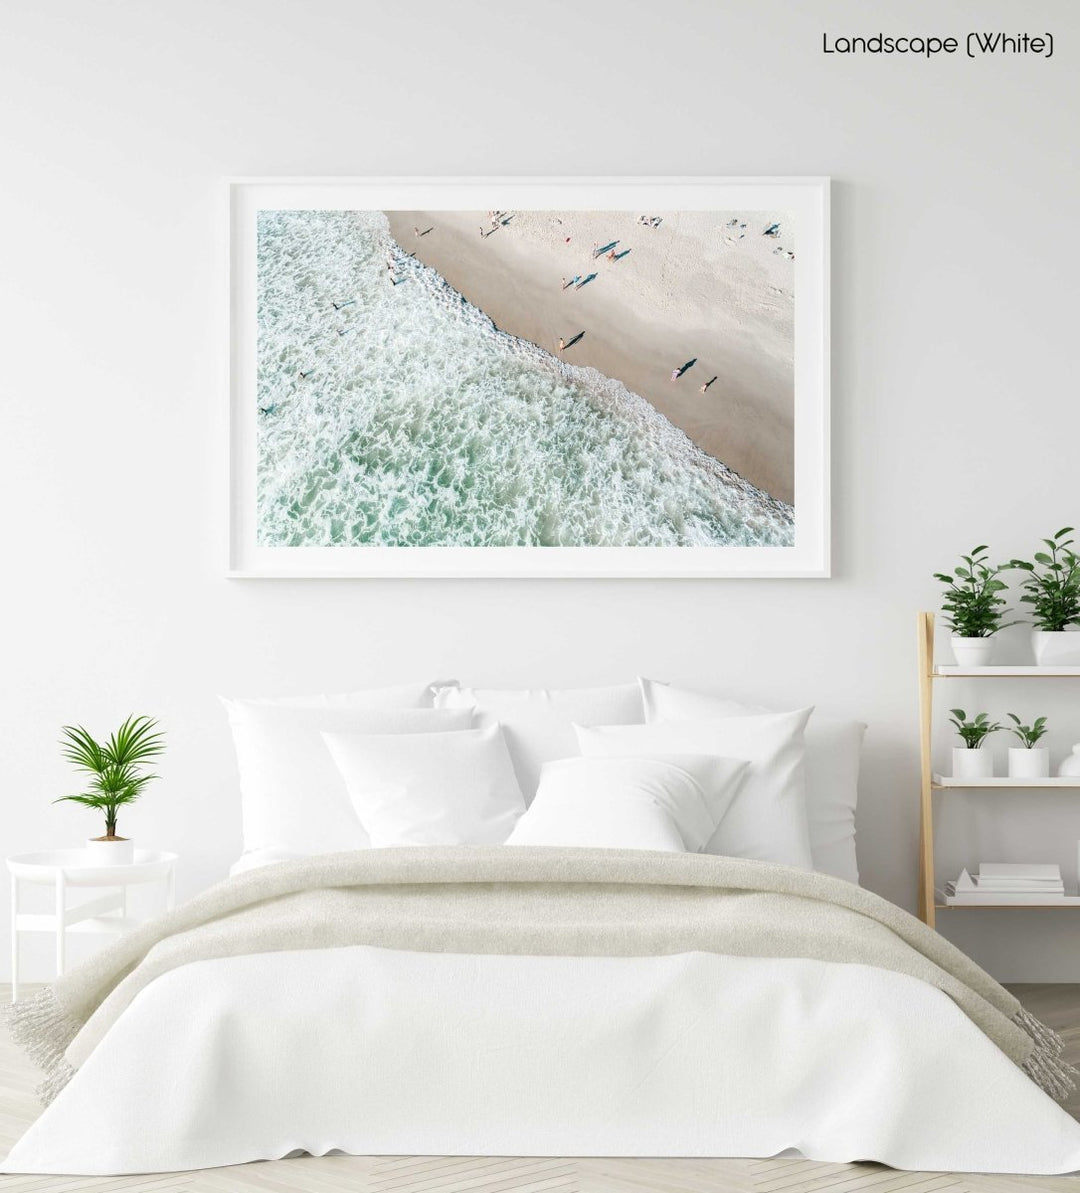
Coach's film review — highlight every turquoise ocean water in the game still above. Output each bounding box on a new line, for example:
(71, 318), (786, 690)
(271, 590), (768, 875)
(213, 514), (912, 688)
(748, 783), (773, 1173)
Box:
(256, 210), (794, 548)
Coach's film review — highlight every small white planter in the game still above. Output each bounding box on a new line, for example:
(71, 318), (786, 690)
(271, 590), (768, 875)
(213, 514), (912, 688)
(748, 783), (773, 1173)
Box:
(84, 837), (135, 866)
(1032, 629), (1080, 666)
(1059, 745), (1080, 778)
(953, 747), (994, 780)
(1008, 747), (1050, 779)
(951, 636), (994, 667)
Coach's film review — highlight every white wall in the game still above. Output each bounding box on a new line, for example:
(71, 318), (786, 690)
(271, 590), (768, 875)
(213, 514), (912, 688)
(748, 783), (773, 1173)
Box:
(1, 0), (1078, 981)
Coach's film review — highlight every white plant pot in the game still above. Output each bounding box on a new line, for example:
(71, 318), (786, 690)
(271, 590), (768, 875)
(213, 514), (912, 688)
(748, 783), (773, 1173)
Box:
(1008, 747), (1050, 779)
(1059, 744), (1080, 778)
(951, 636), (994, 667)
(1032, 629), (1080, 666)
(953, 747), (994, 780)
(84, 837), (134, 866)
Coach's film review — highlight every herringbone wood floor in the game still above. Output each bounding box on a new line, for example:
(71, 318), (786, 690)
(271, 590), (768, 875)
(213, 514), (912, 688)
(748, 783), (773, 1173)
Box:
(1, 984), (1078, 1193)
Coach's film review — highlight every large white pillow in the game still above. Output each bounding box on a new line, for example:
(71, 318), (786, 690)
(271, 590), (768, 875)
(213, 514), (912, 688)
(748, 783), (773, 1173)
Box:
(243, 681), (443, 710)
(575, 708), (813, 869)
(505, 755), (748, 853)
(324, 724), (526, 847)
(222, 700), (473, 856)
(433, 683), (644, 800)
(639, 678), (865, 883)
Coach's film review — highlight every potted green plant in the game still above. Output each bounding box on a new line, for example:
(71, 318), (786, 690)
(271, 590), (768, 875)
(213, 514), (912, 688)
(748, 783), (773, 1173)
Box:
(934, 546), (1016, 667)
(1009, 528), (1080, 666)
(55, 715), (165, 865)
(1006, 714), (1049, 779)
(948, 709), (1002, 780)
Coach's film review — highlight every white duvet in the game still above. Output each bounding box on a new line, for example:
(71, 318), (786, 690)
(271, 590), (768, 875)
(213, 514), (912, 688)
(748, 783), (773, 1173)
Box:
(6, 945), (1080, 1176)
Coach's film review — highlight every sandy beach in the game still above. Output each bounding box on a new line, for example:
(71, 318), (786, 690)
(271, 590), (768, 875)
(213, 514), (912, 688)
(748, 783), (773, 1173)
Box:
(386, 208), (794, 506)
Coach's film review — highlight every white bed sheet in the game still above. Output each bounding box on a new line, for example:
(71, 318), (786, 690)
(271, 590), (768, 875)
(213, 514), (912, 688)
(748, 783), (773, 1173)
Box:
(5, 946), (1080, 1176)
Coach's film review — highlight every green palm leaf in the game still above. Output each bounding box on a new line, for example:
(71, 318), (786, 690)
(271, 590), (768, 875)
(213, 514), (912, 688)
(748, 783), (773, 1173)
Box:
(104, 716), (165, 769)
(59, 725), (107, 774)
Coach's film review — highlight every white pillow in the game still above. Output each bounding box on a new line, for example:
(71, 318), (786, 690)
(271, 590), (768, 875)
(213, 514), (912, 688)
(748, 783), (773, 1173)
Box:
(222, 700), (473, 856)
(639, 678), (865, 883)
(241, 681), (443, 709)
(575, 708), (813, 869)
(229, 846), (307, 876)
(324, 724), (526, 847)
(433, 683), (645, 800)
(505, 755), (749, 852)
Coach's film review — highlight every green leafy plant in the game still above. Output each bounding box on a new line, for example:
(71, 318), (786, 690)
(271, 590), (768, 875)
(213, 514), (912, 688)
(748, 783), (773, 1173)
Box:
(933, 546), (1016, 638)
(948, 709), (1003, 750)
(1006, 714), (1048, 749)
(1009, 528), (1080, 632)
(54, 715), (165, 839)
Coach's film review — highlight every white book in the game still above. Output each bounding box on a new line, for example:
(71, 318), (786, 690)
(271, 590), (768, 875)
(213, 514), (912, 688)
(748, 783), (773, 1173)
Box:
(976, 873), (1064, 883)
(975, 880), (1064, 892)
(944, 871), (1066, 900)
(979, 863), (1062, 881)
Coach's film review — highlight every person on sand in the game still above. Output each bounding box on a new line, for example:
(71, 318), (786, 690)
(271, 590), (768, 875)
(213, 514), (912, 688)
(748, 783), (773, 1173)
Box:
(558, 338), (566, 352)
(561, 277), (567, 290)
(670, 368), (679, 382)
(607, 248), (617, 261)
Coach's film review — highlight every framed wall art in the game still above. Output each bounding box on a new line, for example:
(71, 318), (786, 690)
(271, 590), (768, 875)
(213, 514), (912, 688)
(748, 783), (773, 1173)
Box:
(228, 177), (829, 577)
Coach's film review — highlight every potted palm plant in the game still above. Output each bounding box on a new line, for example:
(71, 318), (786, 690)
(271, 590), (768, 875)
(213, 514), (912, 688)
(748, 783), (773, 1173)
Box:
(1006, 714), (1050, 779)
(55, 715), (165, 865)
(1009, 528), (1080, 665)
(949, 709), (1001, 780)
(934, 546), (1016, 667)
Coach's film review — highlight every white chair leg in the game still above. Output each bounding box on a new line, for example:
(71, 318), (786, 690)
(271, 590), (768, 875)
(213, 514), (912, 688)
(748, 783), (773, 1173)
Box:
(10, 875), (18, 1004)
(55, 872), (66, 977)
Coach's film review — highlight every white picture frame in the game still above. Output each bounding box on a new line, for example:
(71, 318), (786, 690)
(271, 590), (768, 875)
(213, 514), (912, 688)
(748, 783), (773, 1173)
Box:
(228, 177), (830, 578)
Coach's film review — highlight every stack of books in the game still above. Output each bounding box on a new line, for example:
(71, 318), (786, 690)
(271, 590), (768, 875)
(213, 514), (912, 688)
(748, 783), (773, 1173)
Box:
(941, 863), (1072, 905)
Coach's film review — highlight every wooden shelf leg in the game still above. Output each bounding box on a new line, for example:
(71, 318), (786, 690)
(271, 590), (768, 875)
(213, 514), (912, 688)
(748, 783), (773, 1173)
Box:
(918, 612), (937, 928)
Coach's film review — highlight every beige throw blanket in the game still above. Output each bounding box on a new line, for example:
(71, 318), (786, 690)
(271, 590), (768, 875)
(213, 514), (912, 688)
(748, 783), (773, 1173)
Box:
(8, 846), (1076, 1104)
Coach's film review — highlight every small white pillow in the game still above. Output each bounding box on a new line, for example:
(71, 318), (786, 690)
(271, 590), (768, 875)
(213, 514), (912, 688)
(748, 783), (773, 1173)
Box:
(575, 708), (813, 869)
(639, 678), (866, 883)
(505, 755), (748, 852)
(324, 724), (526, 847)
(433, 683), (645, 800)
(222, 701), (473, 856)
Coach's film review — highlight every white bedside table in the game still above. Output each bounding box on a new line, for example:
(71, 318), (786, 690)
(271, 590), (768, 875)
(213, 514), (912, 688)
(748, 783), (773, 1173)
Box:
(8, 849), (177, 1001)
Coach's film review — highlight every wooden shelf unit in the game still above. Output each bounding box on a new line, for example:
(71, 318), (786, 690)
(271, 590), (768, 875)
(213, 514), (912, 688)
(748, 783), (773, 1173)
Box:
(917, 611), (1080, 928)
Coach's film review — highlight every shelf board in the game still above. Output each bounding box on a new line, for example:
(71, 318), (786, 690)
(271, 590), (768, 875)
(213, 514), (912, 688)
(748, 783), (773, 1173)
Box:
(933, 665), (1080, 677)
(932, 774), (1080, 789)
(935, 902), (1080, 910)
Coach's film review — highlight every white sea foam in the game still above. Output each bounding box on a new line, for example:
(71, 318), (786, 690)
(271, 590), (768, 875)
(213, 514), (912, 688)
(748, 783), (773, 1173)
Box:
(256, 210), (795, 548)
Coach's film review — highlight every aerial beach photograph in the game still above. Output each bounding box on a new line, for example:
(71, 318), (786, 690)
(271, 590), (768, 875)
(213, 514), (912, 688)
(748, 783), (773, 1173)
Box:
(255, 204), (796, 550)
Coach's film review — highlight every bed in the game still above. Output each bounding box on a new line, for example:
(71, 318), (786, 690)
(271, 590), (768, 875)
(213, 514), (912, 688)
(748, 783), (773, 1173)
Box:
(5, 679), (1080, 1176)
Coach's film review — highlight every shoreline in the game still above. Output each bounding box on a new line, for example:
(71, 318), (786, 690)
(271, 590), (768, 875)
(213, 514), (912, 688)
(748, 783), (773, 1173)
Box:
(386, 209), (794, 506)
